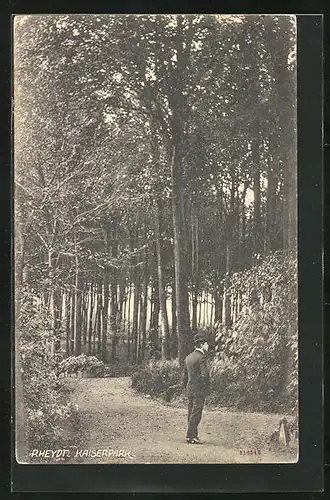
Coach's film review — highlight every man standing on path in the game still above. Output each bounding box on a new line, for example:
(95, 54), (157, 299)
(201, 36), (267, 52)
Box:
(182, 333), (210, 444)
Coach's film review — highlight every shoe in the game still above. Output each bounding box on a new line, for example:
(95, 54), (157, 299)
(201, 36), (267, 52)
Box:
(186, 437), (203, 444)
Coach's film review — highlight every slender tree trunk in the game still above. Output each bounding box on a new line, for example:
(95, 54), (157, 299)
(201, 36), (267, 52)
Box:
(73, 252), (82, 356)
(66, 291), (71, 355)
(96, 280), (103, 355)
(118, 280), (125, 331)
(252, 133), (263, 264)
(205, 293), (209, 326)
(132, 282), (140, 363)
(171, 274), (178, 357)
(47, 249), (56, 353)
(191, 205), (199, 334)
(241, 184), (248, 269)
(117, 280), (125, 357)
(102, 274), (109, 362)
(140, 283), (148, 361)
(131, 222), (140, 363)
(222, 243), (232, 327)
(152, 269), (160, 336)
(139, 228), (148, 361)
(265, 151), (277, 253)
(81, 283), (88, 350)
(53, 288), (62, 352)
(88, 280), (94, 355)
(70, 286), (75, 355)
(215, 186), (224, 324)
(109, 223), (119, 364)
(155, 202), (170, 359)
(127, 282), (132, 359)
(110, 281), (118, 363)
(203, 291), (206, 327)
(149, 282), (155, 333)
(210, 299), (214, 326)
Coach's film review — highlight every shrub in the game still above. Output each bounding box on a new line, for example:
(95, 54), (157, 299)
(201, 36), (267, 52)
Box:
(19, 290), (80, 454)
(213, 250), (298, 414)
(58, 354), (106, 378)
(131, 359), (181, 396)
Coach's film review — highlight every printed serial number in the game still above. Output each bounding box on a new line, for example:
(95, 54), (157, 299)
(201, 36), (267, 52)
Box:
(239, 449), (261, 456)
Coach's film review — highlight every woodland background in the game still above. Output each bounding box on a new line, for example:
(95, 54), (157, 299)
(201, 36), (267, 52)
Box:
(14, 14), (298, 456)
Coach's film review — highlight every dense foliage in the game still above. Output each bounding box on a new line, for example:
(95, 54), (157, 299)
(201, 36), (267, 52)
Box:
(19, 290), (79, 451)
(212, 250), (298, 412)
(58, 354), (106, 377)
(132, 251), (298, 414)
(131, 359), (181, 397)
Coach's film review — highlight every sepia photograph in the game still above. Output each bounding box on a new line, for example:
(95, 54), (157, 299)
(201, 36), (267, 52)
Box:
(14, 13), (298, 465)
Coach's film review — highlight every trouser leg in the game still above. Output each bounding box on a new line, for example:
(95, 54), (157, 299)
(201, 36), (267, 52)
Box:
(186, 397), (205, 439)
(187, 397), (193, 423)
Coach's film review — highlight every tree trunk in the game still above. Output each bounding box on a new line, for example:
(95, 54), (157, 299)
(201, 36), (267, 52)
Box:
(155, 201), (170, 359)
(252, 137), (262, 265)
(171, 145), (192, 365)
(110, 282), (118, 363)
(118, 280), (125, 332)
(102, 274), (109, 362)
(149, 281), (155, 333)
(139, 281), (148, 361)
(214, 288), (223, 323)
(191, 205), (199, 334)
(139, 225), (148, 361)
(265, 150), (277, 253)
(153, 268), (160, 333)
(171, 274), (178, 357)
(73, 252), (82, 356)
(132, 282), (140, 363)
(53, 288), (62, 352)
(66, 291), (71, 355)
(167, 23), (194, 364)
(127, 282), (132, 359)
(110, 223), (119, 364)
(96, 280), (103, 355)
(222, 243), (232, 327)
(47, 249), (56, 352)
(202, 291), (206, 327)
(210, 299), (214, 326)
(70, 286), (75, 355)
(87, 280), (95, 355)
(81, 283), (88, 350)
(198, 294), (202, 328)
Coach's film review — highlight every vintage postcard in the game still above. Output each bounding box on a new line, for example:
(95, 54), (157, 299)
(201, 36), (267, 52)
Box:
(14, 13), (298, 465)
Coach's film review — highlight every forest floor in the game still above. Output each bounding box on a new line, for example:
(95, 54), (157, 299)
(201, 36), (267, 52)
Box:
(65, 377), (297, 464)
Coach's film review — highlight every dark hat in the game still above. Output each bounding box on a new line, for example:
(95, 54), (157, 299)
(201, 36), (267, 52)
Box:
(194, 332), (206, 344)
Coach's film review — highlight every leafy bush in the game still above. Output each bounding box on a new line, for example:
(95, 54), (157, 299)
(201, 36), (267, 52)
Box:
(213, 250), (298, 413)
(19, 290), (80, 453)
(131, 251), (298, 415)
(58, 354), (106, 378)
(131, 359), (181, 396)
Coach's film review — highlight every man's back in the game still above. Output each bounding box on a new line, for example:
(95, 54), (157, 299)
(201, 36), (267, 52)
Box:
(184, 349), (210, 398)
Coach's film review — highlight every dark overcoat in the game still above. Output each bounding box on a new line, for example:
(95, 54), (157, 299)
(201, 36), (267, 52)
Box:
(182, 349), (210, 398)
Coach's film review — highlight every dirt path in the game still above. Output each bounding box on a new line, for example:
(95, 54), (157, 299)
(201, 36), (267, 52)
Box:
(67, 377), (297, 464)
